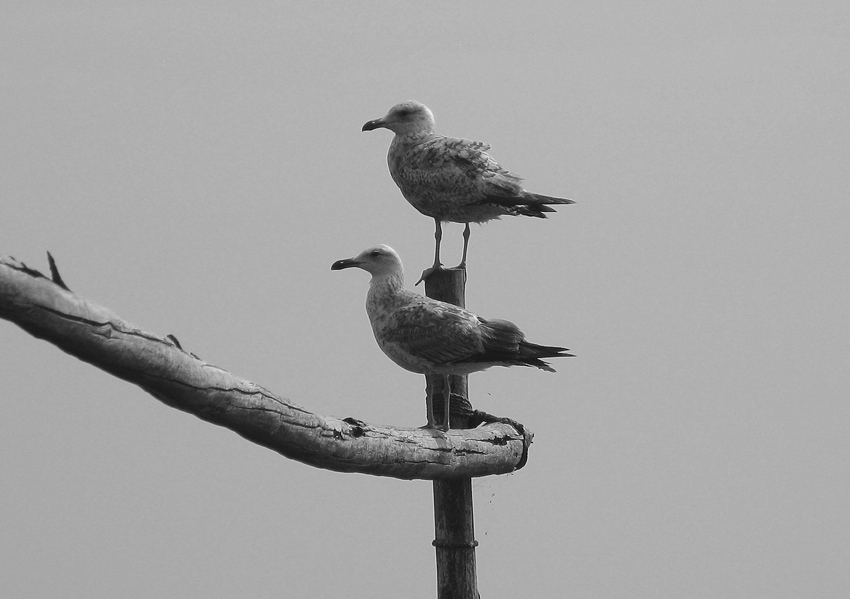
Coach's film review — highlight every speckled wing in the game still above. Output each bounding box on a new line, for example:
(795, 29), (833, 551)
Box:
(442, 137), (525, 198)
(380, 299), (487, 368)
(391, 135), (525, 221)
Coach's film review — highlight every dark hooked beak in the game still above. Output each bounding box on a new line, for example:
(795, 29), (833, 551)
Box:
(361, 118), (385, 132)
(331, 258), (361, 271)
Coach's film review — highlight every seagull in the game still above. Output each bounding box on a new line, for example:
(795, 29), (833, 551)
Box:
(331, 245), (573, 431)
(362, 101), (575, 283)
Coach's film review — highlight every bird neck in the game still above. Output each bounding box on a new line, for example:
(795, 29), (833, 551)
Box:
(391, 129), (433, 148)
(366, 271), (406, 316)
(368, 271), (405, 295)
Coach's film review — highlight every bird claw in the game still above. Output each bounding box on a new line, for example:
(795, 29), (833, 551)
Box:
(419, 422), (448, 433)
(415, 264), (444, 286)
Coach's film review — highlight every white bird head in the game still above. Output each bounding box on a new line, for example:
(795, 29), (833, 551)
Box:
(331, 244), (405, 278)
(362, 101), (435, 136)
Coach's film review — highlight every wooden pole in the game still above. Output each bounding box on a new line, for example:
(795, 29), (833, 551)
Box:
(425, 267), (479, 599)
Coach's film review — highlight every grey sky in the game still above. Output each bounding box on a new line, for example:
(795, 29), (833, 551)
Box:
(2, 2), (849, 597)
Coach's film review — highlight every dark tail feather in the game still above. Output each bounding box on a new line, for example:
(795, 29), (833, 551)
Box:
(524, 192), (575, 206)
(519, 193), (575, 217)
(476, 318), (574, 372)
(485, 191), (575, 218)
(515, 204), (555, 218)
(518, 341), (574, 372)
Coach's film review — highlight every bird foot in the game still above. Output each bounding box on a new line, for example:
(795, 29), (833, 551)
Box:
(419, 422), (448, 433)
(415, 264), (444, 286)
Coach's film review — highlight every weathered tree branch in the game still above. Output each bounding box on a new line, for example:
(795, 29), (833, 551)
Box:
(0, 254), (532, 480)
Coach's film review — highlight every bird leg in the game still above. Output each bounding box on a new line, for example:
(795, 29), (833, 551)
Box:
(441, 374), (451, 432)
(433, 218), (443, 268)
(456, 223), (471, 269)
(416, 218), (444, 285)
(423, 376), (436, 429)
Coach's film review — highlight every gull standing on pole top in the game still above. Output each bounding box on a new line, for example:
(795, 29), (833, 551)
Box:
(362, 101), (575, 283)
(331, 245), (573, 431)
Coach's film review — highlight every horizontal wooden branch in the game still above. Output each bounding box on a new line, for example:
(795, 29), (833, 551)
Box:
(0, 255), (532, 480)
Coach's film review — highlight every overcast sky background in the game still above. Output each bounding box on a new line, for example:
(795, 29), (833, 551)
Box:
(2, 2), (849, 598)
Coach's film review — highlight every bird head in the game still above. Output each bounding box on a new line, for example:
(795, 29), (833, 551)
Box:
(331, 245), (404, 278)
(362, 101), (435, 136)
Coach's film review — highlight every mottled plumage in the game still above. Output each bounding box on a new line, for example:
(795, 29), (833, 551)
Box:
(362, 101), (575, 281)
(331, 245), (573, 430)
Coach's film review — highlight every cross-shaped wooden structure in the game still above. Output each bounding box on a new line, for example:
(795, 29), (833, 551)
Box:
(0, 254), (533, 598)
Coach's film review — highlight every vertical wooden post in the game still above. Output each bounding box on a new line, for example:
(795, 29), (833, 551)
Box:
(425, 267), (479, 599)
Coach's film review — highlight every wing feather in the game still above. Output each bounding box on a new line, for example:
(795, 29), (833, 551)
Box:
(381, 300), (485, 366)
(395, 135), (523, 200)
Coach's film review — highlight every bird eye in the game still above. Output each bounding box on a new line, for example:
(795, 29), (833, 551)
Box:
(370, 250), (381, 257)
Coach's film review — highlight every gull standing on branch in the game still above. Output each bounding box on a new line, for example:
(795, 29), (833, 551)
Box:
(362, 101), (575, 283)
(331, 245), (573, 431)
